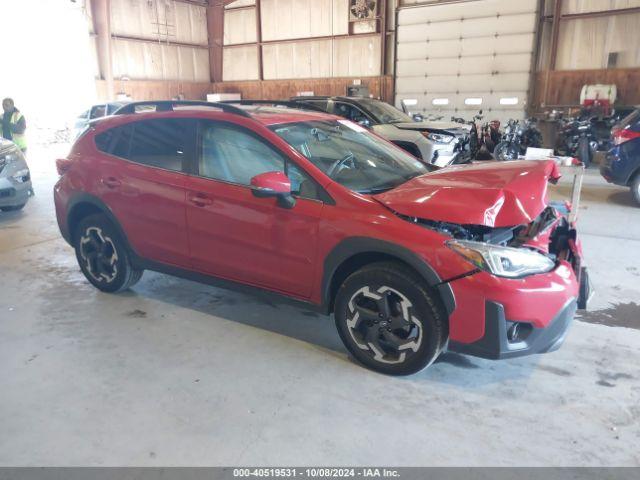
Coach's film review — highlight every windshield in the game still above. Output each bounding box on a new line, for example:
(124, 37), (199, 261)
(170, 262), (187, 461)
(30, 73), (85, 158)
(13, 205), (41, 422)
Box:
(360, 100), (412, 124)
(271, 120), (429, 194)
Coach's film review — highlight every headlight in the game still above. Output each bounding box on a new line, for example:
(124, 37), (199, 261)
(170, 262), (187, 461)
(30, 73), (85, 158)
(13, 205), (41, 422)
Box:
(12, 168), (30, 183)
(426, 132), (454, 144)
(446, 240), (556, 278)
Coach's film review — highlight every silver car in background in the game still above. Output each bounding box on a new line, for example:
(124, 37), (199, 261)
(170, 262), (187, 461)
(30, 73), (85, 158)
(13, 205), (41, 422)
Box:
(0, 139), (33, 212)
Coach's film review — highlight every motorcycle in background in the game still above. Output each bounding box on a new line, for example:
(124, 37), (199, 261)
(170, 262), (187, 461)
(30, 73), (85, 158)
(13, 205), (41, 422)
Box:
(451, 110), (498, 161)
(494, 118), (543, 161)
(555, 117), (598, 168)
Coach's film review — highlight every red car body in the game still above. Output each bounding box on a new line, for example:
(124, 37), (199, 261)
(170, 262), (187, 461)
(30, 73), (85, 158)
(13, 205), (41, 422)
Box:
(54, 102), (588, 363)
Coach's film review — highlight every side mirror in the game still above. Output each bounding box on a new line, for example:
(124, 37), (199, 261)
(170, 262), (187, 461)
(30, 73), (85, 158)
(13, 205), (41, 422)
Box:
(357, 118), (371, 128)
(412, 113), (424, 122)
(250, 171), (296, 209)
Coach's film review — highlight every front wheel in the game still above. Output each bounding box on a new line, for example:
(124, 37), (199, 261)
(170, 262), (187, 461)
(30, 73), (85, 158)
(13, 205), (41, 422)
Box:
(494, 141), (519, 161)
(74, 214), (143, 293)
(334, 262), (447, 375)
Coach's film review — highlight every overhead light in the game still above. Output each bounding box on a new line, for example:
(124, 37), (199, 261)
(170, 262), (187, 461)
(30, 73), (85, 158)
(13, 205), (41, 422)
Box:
(432, 98), (449, 105)
(465, 97), (483, 105)
(402, 99), (418, 106)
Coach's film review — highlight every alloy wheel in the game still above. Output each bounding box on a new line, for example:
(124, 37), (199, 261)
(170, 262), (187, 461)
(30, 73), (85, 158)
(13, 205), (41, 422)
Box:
(345, 286), (423, 364)
(79, 226), (119, 283)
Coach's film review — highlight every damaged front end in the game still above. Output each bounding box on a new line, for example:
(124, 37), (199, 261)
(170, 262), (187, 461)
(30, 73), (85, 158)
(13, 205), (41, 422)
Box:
(398, 203), (591, 310)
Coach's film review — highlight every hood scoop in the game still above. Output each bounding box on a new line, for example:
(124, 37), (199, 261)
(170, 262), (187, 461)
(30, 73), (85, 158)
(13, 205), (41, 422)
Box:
(374, 160), (561, 228)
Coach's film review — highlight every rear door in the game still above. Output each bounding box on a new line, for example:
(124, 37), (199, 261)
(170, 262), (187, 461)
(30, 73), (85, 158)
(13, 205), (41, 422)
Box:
(184, 120), (324, 298)
(94, 117), (195, 267)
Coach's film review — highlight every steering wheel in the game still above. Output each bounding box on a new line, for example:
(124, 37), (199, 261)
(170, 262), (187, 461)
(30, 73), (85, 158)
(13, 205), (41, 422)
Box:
(326, 152), (355, 179)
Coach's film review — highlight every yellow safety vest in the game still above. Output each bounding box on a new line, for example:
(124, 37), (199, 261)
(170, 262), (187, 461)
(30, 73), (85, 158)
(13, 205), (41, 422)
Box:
(10, 111), (27, 150)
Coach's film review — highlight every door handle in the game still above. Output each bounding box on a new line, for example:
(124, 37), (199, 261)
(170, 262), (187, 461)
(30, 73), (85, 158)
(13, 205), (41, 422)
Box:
(188, 192), (213, 207)
(102, 177), (121, 189)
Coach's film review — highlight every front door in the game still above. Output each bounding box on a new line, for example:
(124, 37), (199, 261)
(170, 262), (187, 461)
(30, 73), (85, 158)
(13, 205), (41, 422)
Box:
(185, 120), (324, 299)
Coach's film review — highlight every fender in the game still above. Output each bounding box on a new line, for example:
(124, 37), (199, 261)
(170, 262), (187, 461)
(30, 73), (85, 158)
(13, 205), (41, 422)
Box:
(64, 193), (133, 254)
(321, 237), (456, 315)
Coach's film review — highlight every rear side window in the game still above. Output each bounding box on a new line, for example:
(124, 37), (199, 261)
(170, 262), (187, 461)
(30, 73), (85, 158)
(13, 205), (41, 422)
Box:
(297, 100), (329, 112)
(94, 119), (193, 172)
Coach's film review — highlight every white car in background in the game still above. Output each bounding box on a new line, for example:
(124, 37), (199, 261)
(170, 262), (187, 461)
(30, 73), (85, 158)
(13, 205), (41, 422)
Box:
(73, 102), (129, 138)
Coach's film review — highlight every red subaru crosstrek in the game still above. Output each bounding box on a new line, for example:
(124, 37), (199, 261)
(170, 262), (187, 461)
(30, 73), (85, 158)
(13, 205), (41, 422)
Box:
(54, 101), (590, 375)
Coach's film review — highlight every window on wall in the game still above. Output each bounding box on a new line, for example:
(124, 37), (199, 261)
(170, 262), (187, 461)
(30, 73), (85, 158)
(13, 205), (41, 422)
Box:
(500, 97), (519, 106)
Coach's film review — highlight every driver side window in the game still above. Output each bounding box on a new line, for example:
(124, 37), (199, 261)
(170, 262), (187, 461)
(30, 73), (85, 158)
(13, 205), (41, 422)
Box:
(199, 121), (321, 201)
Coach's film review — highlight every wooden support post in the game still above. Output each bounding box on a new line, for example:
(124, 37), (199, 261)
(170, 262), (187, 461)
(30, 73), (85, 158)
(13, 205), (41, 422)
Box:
(207, 1), (225, 83)
(91, 0), (114, 100)
(542, 0), (563, 107)
(256, 0), (264, 81)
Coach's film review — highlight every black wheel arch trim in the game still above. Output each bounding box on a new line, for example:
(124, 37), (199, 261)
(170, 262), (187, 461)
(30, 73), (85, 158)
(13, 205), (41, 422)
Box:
(63, 193), (132, 250)
(321, 237), (456, 316)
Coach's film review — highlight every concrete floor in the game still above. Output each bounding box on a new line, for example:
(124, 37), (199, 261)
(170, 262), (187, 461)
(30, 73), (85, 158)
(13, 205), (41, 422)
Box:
(0, 144), (639, 466)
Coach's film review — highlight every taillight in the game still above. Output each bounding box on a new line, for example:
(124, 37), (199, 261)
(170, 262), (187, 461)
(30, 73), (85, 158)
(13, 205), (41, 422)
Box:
(56, 158), (74, 176)
(613, 127), (640, 146)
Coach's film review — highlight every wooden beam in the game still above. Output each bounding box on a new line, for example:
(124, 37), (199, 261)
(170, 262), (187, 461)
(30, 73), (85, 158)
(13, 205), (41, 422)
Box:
(543, 6), (640, 21)
(206, 1), (225, 83)
(91, 0), (114, 100)
(541, 0), (562, 107)
(379, 0), (388, 99)
(255, 1), (264, 81)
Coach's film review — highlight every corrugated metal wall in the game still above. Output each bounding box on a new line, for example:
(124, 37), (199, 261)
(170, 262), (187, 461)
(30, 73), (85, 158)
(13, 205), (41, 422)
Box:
(538, 0), (640, 70)
(108, 0), (210, 82)
(222, 0), (381, 81)
(395, 0), (538, 122)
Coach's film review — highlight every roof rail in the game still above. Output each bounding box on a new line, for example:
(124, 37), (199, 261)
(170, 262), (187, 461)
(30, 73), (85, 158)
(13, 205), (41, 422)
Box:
(221, 99), (326, 113)
(112, 100), (252, 118)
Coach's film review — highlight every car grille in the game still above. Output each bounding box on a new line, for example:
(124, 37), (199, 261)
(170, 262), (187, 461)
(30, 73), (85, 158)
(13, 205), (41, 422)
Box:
(0, 188), (16, 198)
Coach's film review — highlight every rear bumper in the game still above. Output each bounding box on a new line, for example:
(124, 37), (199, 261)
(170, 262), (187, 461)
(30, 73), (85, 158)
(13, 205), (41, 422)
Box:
(448, 298), (577, 360)
(600, 148), (637, 186)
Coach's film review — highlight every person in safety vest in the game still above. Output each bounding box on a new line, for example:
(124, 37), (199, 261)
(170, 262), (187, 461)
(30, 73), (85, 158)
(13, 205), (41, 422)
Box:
(2, 98), (27, 154)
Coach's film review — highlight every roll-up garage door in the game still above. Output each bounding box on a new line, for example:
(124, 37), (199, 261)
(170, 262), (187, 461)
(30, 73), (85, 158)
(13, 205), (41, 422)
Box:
(395, 0), (538, 123)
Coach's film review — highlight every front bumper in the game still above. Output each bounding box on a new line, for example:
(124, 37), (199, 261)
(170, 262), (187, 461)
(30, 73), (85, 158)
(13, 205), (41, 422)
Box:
(0, 174), (33, 208)
(444, 261), (582, 360)
(448, 298), (577, 360)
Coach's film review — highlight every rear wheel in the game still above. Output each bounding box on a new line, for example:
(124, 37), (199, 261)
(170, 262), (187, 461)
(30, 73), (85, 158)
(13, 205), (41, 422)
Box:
(74, 214), (143, 292)
(334, 262), (447, 375)
(631, 173), (640, 207)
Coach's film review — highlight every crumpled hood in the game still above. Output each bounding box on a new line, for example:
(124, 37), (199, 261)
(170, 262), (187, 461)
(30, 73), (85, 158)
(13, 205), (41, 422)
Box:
(374, 160), (562, 228)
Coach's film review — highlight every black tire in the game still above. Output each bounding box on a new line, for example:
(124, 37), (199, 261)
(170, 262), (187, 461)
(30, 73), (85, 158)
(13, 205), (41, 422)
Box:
(74, 213), (143, 293)
(631, 173), (640, 207)
(0, 203), (26, 212)
(578, 137), (592, 168)
(334, 262), (447, 375)
(494, 141), (518, 161)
